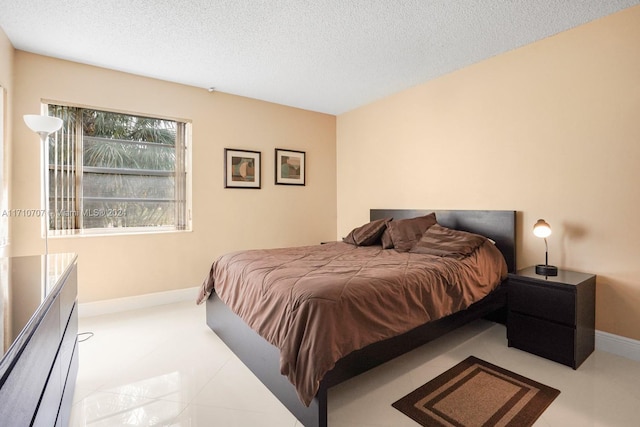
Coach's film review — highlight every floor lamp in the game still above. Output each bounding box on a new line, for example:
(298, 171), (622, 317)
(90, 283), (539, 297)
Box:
(23, 114), (63, 259)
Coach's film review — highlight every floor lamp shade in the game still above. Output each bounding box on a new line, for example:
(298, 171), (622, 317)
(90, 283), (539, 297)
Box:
(23, 114), (63, 136)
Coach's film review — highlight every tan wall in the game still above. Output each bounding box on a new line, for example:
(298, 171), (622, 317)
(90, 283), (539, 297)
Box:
(0, 27), (13, 257)
(337, 6), (640, 340)
(12, 52), (337, 302)
(0, 28), (11, 87)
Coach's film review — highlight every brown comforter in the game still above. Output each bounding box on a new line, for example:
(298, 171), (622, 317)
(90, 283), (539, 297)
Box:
(197, 240), (507, 406)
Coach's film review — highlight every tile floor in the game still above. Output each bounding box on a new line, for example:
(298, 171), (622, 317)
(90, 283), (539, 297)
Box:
(70, 301), (640, 426)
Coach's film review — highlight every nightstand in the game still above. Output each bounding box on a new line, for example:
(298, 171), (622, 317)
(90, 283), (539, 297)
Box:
(507, 266), (596, 369)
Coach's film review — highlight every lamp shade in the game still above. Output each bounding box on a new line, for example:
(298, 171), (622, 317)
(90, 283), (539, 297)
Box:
(533, 219), (552, 238)
(23, 114), (63, 135)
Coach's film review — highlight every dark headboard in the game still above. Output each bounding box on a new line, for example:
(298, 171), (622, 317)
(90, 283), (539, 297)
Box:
(370, 209), (516, 273)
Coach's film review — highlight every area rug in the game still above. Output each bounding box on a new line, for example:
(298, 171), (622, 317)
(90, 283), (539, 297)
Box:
(392, 356), (560, 427)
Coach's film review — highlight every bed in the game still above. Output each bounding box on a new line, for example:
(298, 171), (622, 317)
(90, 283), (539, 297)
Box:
(201, 209), (516, 427)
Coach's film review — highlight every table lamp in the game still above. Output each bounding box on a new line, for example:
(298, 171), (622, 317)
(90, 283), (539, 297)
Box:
(533, 219), (558, 276)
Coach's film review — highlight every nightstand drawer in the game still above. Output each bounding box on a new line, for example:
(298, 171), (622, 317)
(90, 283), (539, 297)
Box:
(509, 280), (575, 325)
(508, 312), (575, 367)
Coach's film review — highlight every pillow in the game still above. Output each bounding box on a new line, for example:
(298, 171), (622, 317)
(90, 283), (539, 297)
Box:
(342, 218), (391, 246)
(410, 223), (487, 259)
(384, 212), (437, 252)
(381, 228), (394, 249)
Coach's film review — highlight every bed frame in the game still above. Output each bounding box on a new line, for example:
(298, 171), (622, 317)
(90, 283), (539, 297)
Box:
(206, 209), (516, 427)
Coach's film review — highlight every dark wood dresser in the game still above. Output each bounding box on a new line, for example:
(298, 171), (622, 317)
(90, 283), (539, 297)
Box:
(507, 266), (596, 369)
(0, 253), (78, 426)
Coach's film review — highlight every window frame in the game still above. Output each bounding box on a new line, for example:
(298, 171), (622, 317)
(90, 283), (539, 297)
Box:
(45, 102), (192, 237)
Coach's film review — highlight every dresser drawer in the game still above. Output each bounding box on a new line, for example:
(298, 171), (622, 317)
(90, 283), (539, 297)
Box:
(60, 303), (78, 381)
(58, 340), (79, 427)
(59, 266), (77, 332)
(509, 279), (575, 325)
(32, 352), (63, 427)
(508, 312), (576, 367)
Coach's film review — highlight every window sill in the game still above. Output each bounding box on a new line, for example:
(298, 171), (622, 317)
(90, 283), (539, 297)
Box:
(49, 226), (192, 239)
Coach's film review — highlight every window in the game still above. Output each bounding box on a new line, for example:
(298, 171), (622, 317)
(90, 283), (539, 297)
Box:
(47, 105), (189, 234)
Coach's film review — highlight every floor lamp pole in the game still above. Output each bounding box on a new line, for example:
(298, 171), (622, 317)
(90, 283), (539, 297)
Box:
(23, 114), (63, 282)
(39, 133), (48, 258)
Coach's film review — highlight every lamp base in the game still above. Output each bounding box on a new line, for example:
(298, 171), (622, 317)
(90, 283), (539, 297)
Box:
(535, 264), (558, 276)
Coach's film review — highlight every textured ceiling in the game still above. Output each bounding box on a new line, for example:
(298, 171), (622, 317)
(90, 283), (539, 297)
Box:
(1, 1), (638, 114)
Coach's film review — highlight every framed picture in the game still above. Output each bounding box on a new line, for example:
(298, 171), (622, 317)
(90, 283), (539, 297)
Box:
(275, 148), (305, 186)
(224, 148), (261, 189)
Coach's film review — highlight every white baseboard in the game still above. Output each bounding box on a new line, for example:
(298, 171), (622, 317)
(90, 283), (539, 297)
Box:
(78, 286), (199, 318)
(596, 330), (640, 362)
